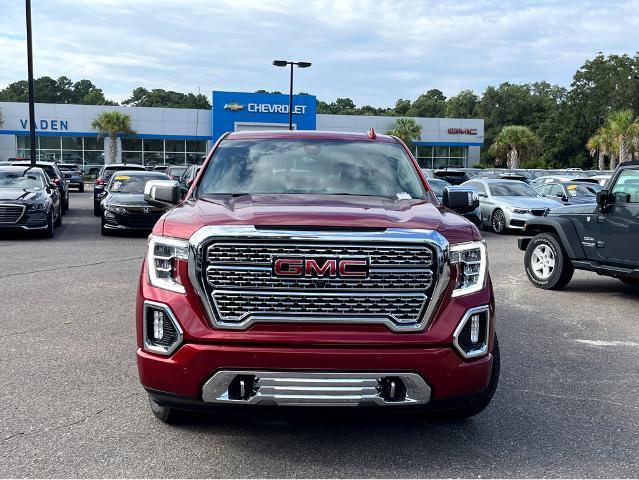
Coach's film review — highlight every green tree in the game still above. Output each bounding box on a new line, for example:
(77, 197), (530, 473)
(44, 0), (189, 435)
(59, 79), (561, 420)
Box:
(489, 125), (539, 169)
(408, 89), (446, 117)
(91, 111), (136, 164)
(586, 129), (612, 170)
(122, 87), (210, 109)
(387, 117), (422, 148)
(393, 98), (412, 116)
(445, 89), (478, 118)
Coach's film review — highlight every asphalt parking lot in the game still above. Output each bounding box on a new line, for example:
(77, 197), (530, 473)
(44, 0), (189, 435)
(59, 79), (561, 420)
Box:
(1, 189), (638, 478)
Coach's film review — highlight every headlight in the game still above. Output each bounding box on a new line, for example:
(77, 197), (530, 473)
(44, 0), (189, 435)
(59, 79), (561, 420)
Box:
(147, 235), (189, 293)
(450, 241), (487, 297)
(27, 202), (46, 211)
(105, 204), (126, 214)
(505, 206), (529, 214)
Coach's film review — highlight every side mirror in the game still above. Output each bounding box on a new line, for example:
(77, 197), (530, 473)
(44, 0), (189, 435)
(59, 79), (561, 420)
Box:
(442, 186), (480, 214)
(48, 182), (57, 190)
(477, 192), (487, 198)
(144, 180), (181, 208)
(596, 189), (610, 209)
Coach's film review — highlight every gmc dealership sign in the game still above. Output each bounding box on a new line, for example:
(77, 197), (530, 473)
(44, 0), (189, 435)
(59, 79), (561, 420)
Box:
(448, 128), (477, 135)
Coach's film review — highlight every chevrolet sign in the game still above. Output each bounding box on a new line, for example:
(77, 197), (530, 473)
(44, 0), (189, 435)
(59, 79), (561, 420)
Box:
(224, 103), (245, 111)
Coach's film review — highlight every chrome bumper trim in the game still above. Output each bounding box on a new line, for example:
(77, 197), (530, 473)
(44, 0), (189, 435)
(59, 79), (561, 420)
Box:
(202, 370), (431, 406)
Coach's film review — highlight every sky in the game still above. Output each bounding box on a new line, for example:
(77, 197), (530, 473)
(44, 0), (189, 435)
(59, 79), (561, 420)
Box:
(0, 0), (638, 107)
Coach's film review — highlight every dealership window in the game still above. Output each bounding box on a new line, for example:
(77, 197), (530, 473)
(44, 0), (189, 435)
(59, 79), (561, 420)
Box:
(16, 135), (105, 167)
(121, 138), (208, 166)
(16, 135), (208, 167)
(414, 145), (468, 169)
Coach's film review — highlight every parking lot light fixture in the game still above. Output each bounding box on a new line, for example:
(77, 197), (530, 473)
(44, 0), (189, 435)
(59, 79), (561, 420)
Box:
(272, 60), (312, 130)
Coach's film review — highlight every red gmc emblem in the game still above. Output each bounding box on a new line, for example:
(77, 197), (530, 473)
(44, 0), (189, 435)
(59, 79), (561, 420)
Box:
(273, 257), (369, 278)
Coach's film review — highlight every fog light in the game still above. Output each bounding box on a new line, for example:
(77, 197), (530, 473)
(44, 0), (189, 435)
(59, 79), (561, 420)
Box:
(470, 314), (480, 343)
(153, 310), (164, 340)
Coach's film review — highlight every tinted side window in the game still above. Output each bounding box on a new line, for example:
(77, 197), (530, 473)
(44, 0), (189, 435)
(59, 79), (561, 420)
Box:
(611, 170), (639, 204)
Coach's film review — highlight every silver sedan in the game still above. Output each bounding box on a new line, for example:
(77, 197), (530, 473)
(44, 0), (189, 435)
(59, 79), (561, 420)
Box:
(461, 179), (560, 233)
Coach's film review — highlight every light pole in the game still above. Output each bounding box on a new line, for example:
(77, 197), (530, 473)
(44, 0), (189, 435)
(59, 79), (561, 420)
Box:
(272, 60), (311, 130)
(25, 0), (37, 166)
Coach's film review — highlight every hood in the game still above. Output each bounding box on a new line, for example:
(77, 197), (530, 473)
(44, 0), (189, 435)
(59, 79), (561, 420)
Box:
(161, 194), (476, 244)
(548, 203), (598, 215)
(493, 196), (560, 209)
(105, 192), (147, 205)
(0, 189), (44, 202)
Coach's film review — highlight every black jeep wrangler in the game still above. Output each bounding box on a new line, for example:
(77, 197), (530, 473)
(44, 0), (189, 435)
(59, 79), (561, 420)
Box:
(518, 161), (639, 289)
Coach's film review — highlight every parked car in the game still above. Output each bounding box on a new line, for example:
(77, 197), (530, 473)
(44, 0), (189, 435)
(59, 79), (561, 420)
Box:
(93, 163), (146, 216)
(151, 166), (168, 173)
(166, 165), (188, 182)
(57, 163), (85, 192)
(100, 170), (172, 236)
(0, 166), (62, 237)
(519, 160), (639, 289)
(138, 130), (498, 423)
(535, 180), (602, 205)
(462, 178), (560, 233)
(12, 160), (69, 215)
(432, 168), (469, 185)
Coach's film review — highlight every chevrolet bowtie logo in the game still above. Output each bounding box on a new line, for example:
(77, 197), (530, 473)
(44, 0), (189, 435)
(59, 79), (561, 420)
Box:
(224, 103), (245, 111)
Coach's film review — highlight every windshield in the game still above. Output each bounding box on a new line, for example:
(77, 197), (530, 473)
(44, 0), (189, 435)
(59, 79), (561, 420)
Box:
(0, 170), (45, 190)
(565, 184), (600, 196)
(109, 174), (166, 194)
(198, 139), (426, 199)
(489, 182), (540, 197)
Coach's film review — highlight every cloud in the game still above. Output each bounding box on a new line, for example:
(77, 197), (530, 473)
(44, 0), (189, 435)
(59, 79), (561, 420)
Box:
(0, 0), (638, 107)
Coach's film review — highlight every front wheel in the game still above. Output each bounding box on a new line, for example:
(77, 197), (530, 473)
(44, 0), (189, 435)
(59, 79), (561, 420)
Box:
(524, 233), (574, 290)
(42, 210), (55, 238)
(443, 335), (500, 419)
(54, 205), (62, 227)
(491, 209), (507, 234)
(93, 201), (101, 216)
(79, 183), (84, 193)
(148, 396), (184, 424)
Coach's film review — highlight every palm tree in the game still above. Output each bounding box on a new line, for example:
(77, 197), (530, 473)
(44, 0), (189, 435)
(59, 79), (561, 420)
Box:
(488, 125), (539, 169)
(604, 109), (639, 167)
(586, 131), (608, 170)
(387, 118), (422, 148)
(91, 111), (136, 164)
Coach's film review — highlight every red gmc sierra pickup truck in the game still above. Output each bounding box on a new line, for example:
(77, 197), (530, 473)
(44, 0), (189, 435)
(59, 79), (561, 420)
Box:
(138, 129), (499, 423)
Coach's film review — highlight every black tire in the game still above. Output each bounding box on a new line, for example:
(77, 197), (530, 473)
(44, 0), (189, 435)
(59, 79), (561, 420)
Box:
(524, 233), (574, 290)
(619, 277), (639, 286)
(65, 196), (70, 212)
(79, 183), (84, 193)
(42, 210), (55, 238)
(54, 205), (62, 227)
(93, 200), (101, 216)
(490, 209), (507, 234)
(148, 395), (184, 424)
(444, 335), (501, 419)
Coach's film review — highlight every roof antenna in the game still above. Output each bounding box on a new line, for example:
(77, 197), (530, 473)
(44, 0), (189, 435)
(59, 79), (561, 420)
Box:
(367, 127), (376, 140)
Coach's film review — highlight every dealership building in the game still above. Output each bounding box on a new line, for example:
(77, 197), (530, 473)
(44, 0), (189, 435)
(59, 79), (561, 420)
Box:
(0, 91), (484, 169)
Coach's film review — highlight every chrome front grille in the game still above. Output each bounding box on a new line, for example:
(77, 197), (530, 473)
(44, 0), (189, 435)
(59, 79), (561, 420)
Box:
(0, 204), (25, 224)
(193, 230), (445, 331)
(206, 266), (433, 290)
(207, 243), (432, 267)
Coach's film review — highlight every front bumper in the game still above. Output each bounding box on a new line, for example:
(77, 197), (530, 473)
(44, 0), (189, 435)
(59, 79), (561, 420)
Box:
(0, 209), (48, 231)
(103, 210), (163, 230)
(138, 342), (494, 406)
(504, 211), (545, 230)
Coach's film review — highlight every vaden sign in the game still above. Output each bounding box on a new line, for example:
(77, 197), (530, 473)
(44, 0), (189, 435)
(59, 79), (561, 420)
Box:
(20, 119), (69, 131)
